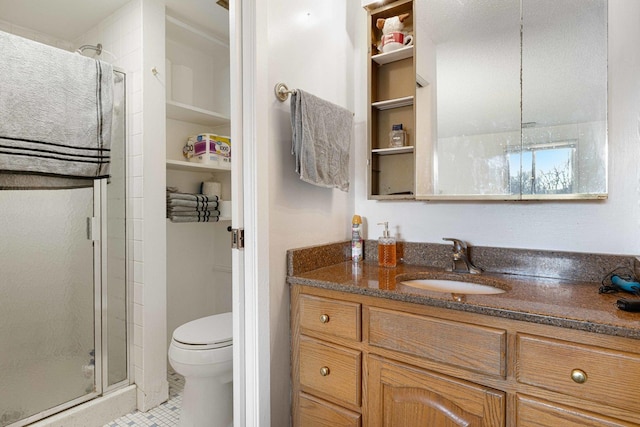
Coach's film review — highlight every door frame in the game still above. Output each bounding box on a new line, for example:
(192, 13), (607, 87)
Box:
(230, 0), (271, 424)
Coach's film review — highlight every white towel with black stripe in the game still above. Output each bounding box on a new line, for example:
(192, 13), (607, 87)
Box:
(166, 189), (221, 223)
(168, 214), (220, 223)
(167, 192), (219, 209)
(0, 31), (113, 189)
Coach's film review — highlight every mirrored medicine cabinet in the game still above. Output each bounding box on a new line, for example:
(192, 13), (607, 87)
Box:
(367, 0), (608, 201)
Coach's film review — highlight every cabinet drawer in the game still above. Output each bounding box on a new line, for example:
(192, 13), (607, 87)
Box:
(516, 394), (635, 427)
(368, 307), (506, 377)
(517, 334), (640, 414)
(300, 294), (361, 341)
(298, 393), (361, 427)
(299, 336), (362, 407)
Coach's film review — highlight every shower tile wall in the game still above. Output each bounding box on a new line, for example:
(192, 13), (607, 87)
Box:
(73, 0), (169, 410)
(75, 0), (146, 393)
(0, 19), (74, 50)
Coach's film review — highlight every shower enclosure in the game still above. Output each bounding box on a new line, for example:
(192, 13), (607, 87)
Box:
(0, 70), (129, 427)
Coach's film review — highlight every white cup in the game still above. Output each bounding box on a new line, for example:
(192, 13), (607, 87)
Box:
(381, 32), (413, 53)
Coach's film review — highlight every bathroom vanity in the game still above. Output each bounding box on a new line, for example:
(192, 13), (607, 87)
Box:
(288, 242), (640, 426)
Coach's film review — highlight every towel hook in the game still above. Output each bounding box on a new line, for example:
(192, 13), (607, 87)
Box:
(275, 83), (296, 102)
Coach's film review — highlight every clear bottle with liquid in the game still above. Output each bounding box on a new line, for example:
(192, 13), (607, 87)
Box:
(377, 221), (396, 268)
(389, 124), (406, 148)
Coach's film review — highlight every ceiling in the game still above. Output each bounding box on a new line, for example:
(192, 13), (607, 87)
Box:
(165, 0), (229, 41)
(0, 0), (229, 42)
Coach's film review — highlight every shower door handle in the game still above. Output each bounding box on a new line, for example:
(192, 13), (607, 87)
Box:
(87, 217), (100, 241)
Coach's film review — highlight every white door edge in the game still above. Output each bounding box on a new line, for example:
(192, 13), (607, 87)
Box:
(230, 0), (271, 425)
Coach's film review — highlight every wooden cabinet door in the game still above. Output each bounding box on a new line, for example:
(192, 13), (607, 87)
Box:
(367, 355), (505, 427)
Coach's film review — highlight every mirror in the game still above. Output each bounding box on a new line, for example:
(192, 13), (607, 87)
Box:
(415, 0), (608, 200)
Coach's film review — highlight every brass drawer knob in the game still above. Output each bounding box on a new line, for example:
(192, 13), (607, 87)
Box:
(571, 369), (587, 384)
(320, 366), (330, 377)
(319, 314), (330, 324)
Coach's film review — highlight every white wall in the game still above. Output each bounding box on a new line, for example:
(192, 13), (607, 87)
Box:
(265, 0), (359, 424)
(354, 0), (640, 255)
(138, 0), (169, 411)
(0, 18), (74, 50)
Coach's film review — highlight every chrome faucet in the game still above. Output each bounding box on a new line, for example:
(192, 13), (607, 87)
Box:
(443, 238), (483, 274)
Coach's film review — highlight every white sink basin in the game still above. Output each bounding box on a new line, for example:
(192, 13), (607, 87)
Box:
(400, 279), (505, 295)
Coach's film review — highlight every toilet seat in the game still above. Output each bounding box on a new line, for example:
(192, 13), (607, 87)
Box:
(172, 312), (232, 350)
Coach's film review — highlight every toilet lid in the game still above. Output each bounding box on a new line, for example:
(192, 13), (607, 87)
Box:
(173, 312), (232, 347)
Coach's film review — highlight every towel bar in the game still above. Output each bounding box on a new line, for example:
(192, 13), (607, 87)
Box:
(275, 83), (296, 102)
(276, 83), (355, 116)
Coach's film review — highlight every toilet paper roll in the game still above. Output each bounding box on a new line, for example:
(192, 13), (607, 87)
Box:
(172, 64), (193, 105)
(202, 181), (221, 198)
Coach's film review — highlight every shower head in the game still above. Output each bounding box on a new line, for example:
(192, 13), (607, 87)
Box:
(75, 43), (117, 62)
(76, 43), (103, 56)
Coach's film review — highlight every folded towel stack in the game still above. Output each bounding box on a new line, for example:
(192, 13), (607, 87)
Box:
(167, 188), (220, 223)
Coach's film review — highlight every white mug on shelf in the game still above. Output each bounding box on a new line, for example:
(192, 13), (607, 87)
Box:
(381, 32), (413, 53)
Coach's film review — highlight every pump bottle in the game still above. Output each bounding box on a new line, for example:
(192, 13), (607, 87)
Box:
(377, 222), (396, 267)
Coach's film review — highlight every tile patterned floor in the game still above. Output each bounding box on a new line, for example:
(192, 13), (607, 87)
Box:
(103, 370), (184, 427)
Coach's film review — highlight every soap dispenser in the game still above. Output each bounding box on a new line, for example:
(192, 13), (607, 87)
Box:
(377, 222), (396, 268)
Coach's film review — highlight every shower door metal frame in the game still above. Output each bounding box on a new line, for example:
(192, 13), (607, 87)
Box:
(102, 68), (131, 395)
(94, 181), (105, 396)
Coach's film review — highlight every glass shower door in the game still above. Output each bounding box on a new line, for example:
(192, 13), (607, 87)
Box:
(0, 187), (99, 426)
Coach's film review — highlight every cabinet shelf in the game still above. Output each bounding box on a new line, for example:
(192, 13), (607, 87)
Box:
(367, 0), (415, 199)
(166, 101), (230, 127)
(372, 96), (414, 110)
(166, 159), (231, 172)
(166, 15), (229, 52)
(166, 216), (230, 223)
(372, 45), (413, 65)
(372, 146), (414, 155)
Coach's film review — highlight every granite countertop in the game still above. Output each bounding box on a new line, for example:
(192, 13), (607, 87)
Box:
(286, 241), (640, 340)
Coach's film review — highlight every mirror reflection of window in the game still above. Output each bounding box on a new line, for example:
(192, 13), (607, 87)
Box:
(521, 0), (606, 198)
(508, 143), (575, 195)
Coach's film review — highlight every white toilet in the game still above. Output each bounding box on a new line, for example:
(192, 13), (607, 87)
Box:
(168, 312), (233, 427)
